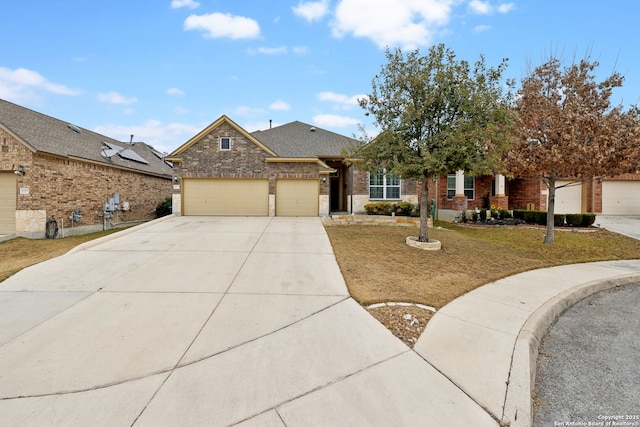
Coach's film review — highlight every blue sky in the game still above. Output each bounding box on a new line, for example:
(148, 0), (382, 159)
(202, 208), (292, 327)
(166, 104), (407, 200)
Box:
(1, 1), (638, 154)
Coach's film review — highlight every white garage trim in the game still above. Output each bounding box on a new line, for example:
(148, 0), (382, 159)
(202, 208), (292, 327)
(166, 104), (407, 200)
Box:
(602, 181), (640, 215)
(0, 172), (16, 234)
(183, 179), (269, 216)
(553, 181), (583, 214)
(276, 179), (319, 217)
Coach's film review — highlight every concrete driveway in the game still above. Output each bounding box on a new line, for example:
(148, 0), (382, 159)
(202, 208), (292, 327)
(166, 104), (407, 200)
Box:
(596, 215), (640, 240)
(0, 216), (493, 426)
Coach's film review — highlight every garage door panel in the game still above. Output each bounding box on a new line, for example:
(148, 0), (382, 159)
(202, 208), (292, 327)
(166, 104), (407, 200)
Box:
(183, 179), (268, 216)
(602, 181), (640, 215)
(0, 173), (16, 234)
(553, 181), (582, 214)
(276, 180), (318, 217)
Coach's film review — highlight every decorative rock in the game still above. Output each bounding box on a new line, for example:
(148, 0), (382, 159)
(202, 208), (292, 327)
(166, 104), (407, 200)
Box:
(405, 236), (442, 251)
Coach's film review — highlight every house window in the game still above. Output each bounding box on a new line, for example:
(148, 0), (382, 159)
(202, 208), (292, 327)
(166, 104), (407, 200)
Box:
(369, 169), (401, 200)
(447, 174), (475, 200)
(219, 137), (231, 151)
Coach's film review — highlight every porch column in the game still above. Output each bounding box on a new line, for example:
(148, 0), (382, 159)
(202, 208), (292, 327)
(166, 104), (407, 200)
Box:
(491, 174), (509, 209)
(453, 170), (467, 210)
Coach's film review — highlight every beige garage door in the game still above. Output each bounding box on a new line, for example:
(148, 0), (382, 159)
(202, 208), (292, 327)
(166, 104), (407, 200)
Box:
(602, 181), (640, 215)
(276, 179), (319, 216)
(0, 172), (16, 234)
(183, 179), (269, 216)
(553, 181), (583, 214)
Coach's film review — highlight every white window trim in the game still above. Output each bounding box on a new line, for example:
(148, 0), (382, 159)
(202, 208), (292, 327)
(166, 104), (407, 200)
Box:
(369, 170), (402, 200)
(219, 137), (231, 151)
(447, 174), (475, 200)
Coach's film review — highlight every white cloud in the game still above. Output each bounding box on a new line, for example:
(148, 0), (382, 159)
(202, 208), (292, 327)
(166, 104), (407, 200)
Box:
(331, 0), (456, 49)
(469, 0), (491, 15)
(234, 106), (265, 116)
(0, 66), (81, 103)
(170, 0), (199, 9)
(243, 120), (282, 132)
(97, 92), (137, 105)
(247, 46), (288, 55)
(292, 0), (330, 22)
(167, 87), (185, 95)
(270, 100), (290, 111)
(184, 13), (260, 39)
(317, 91), (365, 110)
(313, 114), (360, 128)
(473, 24), (492, 33)
(94, 120), (202, 155)
(498, 2), (515, 13)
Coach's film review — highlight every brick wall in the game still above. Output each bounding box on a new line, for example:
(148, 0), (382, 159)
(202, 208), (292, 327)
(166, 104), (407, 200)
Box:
(1, 128), (172, 234)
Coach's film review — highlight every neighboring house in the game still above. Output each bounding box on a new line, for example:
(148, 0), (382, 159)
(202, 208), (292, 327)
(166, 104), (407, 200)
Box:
(165, 116), (417, 217)
(0, 99), (173, 237)
(434, 171), (640, 220)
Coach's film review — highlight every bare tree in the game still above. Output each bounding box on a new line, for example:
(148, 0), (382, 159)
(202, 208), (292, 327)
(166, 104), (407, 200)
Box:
(507, 56), (640, 244)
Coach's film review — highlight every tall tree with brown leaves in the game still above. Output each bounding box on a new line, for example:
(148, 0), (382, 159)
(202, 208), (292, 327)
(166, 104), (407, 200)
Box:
(507, 57), (640, 244)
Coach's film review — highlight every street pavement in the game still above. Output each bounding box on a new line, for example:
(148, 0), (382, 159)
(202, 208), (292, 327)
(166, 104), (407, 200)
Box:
(0, 215), (639, 426)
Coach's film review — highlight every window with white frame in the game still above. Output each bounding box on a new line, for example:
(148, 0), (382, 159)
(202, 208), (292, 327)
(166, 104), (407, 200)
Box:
(369, 169), (401, 199)
(219, 137), (231, 151)
(447, 174), (475, 200)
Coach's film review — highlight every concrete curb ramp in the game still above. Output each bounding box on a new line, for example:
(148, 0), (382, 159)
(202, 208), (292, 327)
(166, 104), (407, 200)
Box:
(414, 260), (640, 426)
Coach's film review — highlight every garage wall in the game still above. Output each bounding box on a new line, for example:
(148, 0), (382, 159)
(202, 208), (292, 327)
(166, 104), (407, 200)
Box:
(553, 181), (583, 214)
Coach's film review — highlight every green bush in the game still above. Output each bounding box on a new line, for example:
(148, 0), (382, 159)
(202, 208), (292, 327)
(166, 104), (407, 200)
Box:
(581, 213), (596, 227)
(364, 202), (394, 215)
(554, 214), (565, 226)
(393, 201), (414, 216)
(491, 209), (501, 219)
(154, 196), (173, 218)
(534, 211), (547, 225)
(460, 210), (468, 223)
(479, 209), (488, 221)
(512, 209), (526, 220)
(471, 210), (479, 222)
(565, 214), (583, 227)
(501, 209), (513, 219)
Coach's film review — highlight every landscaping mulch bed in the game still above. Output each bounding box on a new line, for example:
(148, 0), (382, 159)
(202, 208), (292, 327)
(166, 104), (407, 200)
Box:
(367, 304), (435, 348)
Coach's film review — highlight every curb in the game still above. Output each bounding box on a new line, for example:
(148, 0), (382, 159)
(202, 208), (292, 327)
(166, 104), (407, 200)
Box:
(501, 272), (640, 427)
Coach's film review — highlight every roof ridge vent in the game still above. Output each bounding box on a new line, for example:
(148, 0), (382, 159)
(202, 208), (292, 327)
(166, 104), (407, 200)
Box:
(310, 126), (316, 132)
(67, 124), (82, 134)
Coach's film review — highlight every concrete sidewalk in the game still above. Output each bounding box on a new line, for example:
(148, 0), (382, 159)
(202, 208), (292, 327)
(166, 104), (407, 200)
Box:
(0, 216), (493, 426)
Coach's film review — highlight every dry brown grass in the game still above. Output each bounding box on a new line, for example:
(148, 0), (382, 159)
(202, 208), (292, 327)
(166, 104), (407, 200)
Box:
(325, 222), (640, 309)
(0, 230), (122, 283)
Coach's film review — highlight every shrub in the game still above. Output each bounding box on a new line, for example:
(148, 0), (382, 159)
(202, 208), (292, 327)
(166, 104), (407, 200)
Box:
(501, 210), (513, 219)
(393, 201), (414, 216)
(565, 214), (583, 227)
(491, 209), (501, 219)
(534, 211), (547, 226)
(154, 196), (172, 218)
(479, 209), (488, 221)
(471, 210), (479, 222)
(460, 210), (468, 223)
(581, 213), (596, 227)
(554, 214), (565, 227)
(512, 209), (526, 220)
(364, 202), (393, 215)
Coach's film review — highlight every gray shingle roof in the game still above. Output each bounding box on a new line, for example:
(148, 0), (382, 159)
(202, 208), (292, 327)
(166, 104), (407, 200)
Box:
(251, 121), (358, 158)
(0, 98), (172, 177)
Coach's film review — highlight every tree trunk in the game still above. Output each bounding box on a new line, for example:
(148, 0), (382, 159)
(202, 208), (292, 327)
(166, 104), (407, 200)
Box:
(419, 177), (430, 242)
(544, 177), (556, 244)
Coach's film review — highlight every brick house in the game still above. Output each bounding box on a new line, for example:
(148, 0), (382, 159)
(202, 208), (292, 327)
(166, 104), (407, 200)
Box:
(0, 99), (173, 238)
(166, 116), (417, 217)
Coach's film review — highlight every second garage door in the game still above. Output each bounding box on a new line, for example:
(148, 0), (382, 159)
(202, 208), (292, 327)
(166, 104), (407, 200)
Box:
(602, 181), (640, 215)
(183, 179), (268, 216)
(276, 179), (319, 216)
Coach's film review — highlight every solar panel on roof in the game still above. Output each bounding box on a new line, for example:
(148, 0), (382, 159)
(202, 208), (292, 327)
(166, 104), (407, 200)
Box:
(100, 141), (149, 164)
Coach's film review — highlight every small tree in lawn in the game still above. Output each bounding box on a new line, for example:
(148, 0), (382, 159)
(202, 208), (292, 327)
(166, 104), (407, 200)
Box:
(356, 44), (516, 242)
(507, 56), (640, 244)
